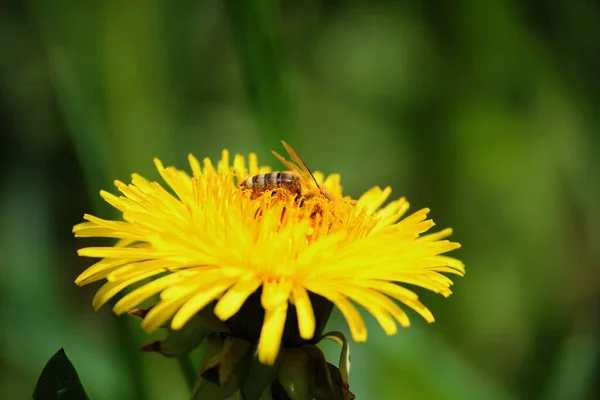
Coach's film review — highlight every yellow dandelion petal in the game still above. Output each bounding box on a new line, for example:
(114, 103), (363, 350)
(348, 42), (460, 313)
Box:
(114, 238), (137, 248)
(77, 246), (155, 259)
(75, 258), (132, 286)
(214, 275), (263, 321)
(113, 272), (185, 315)
(306, 229), (349, 256)
(357, 280), (419, 301)
(92, 269), (162, 311)
(402, 298), (435, 323)
(99, 190), (127, 212)
(418, 227), (453, 242)
(262, 279), (293, 310)
(357, 186), (392, 215)
(73, 219), (140, 240)
(217, 149), (230, 173)
(188, 154), (202, 177)
(200, 157), (215, 176)
(114, 180), (145, 204)
(106, 259), (177, 282)
(159, 271), (222, 300)
(248, 153), (259, 174)
(433, 256), (466, 275)
(307, 284), (367, 342)
(395, 208), (432, 234)
(373, 196), (409, 230)
(323, 173), (343, 196)
(258, 302), (288, 365)
(142, 294), (194, 332)
(291, 285), (316, 340)
(330, 295), (368, 342)
(398, 275), (455, 295)
(74, 143), (465, 366)
(343, 284), (411, 329)
(171, 278), (237, 330)
(312, 171), (325, 183)
(374, 283), (436, 322)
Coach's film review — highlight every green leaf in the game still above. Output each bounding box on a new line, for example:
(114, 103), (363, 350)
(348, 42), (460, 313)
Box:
(33, 348), (89, 400)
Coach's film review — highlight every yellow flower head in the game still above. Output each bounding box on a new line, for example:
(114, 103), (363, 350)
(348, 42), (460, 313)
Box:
(74, 142), (465, 365)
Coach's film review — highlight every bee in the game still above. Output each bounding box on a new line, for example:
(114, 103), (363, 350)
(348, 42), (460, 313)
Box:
(239, 141), (333, 204)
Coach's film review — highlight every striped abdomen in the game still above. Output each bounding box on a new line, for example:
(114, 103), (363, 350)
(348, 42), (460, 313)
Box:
(240, 171), (303, 198)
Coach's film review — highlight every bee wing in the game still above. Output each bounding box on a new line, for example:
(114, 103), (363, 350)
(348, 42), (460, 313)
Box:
(272, 141), (322, 189)
(272, 149), (315, 186)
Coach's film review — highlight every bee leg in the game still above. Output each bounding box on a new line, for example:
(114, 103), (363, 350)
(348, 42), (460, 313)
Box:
(280, 206), (287, 223)
(309, 204), (324, 220)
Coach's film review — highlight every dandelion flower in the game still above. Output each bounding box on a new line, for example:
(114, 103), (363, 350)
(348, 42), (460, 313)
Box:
(74, 142), (465, 365)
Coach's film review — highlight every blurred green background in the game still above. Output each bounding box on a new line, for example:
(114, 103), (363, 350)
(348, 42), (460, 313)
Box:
(1, 0), (599, 399)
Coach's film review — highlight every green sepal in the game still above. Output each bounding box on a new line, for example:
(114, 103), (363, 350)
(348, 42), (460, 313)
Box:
(255, 386), (275, 400)
(137, 305), (229, 358)
(217, 336), (253, 386)
(312, 363), (355, 400)
(199, 333), (226, 373)
(33, 348), (89, 400)
(191, 335), (253, 400)
(240, 356), (280, 400)
(277, 344), (354, 400)
(302, 345), (334, 392)
(277, 347), (315, 400)
(319, 332), (351, 389)
(191, 378), (240, 400)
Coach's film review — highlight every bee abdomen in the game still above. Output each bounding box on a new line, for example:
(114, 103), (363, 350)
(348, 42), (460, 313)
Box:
(240, 171), (302, 197)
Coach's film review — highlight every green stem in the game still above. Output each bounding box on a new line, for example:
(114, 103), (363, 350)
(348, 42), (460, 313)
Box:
(178, 355), (197, 392)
